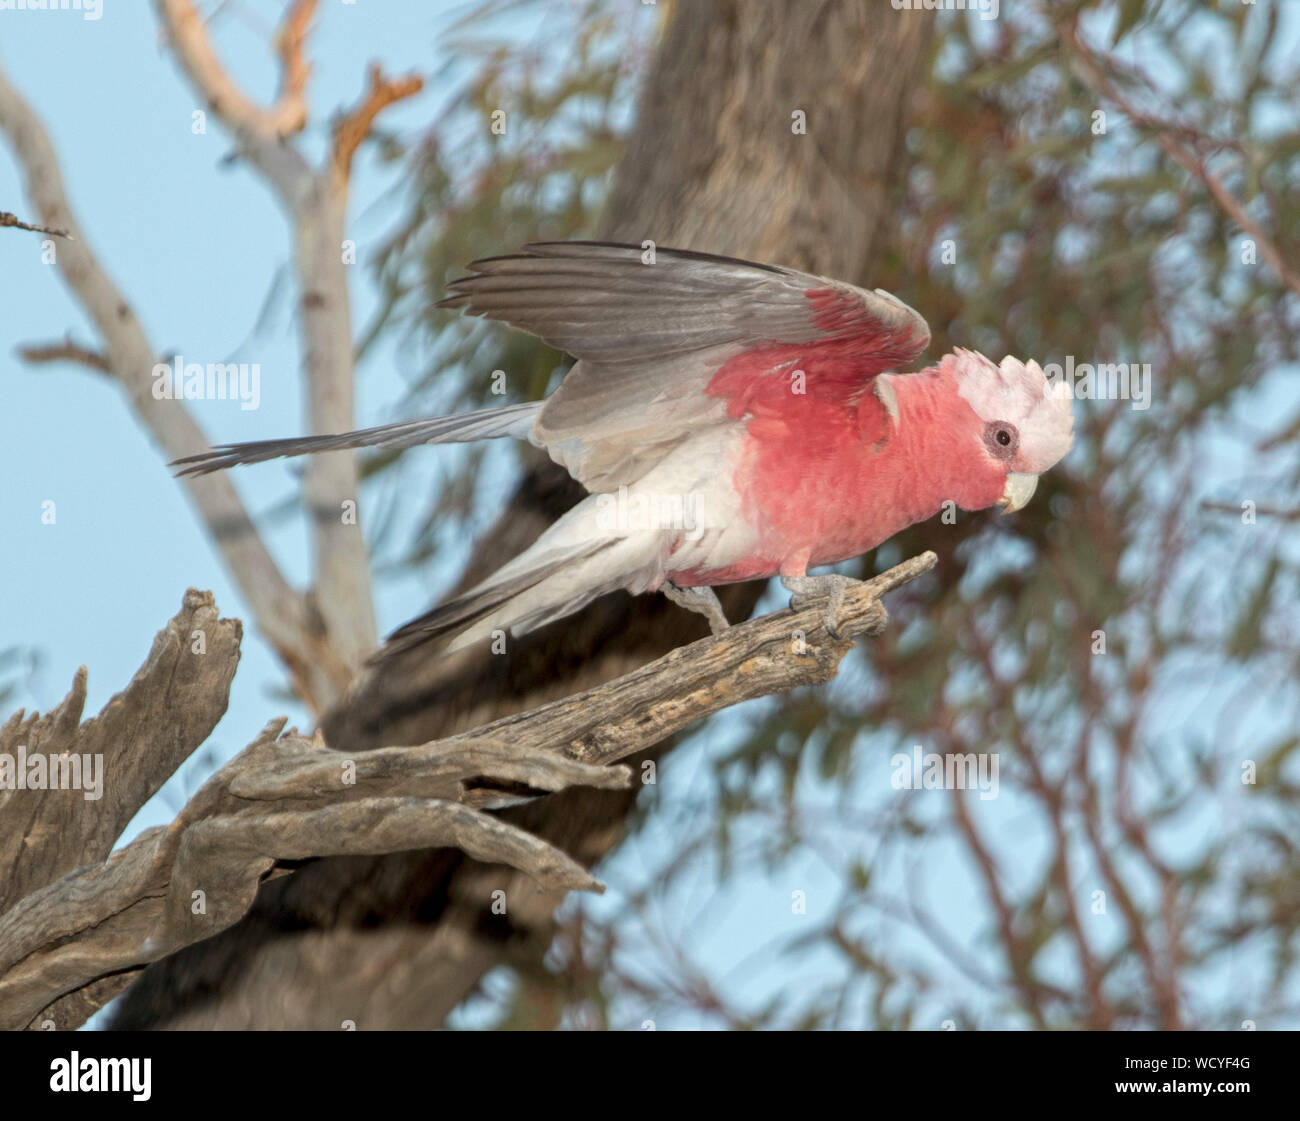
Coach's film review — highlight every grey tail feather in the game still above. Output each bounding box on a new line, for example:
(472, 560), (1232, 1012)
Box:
(172, 401), (541, 476)
(374, 539), (617, 661)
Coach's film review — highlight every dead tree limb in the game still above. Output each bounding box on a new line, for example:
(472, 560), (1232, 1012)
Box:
(0, 553), (931, 1031)
(0, 590), (240, 919)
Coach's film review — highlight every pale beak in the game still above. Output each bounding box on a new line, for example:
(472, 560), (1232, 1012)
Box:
(998, 472), (1038, 515)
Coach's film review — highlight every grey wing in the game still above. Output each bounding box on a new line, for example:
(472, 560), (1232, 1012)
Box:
(438, 242), (930, 490)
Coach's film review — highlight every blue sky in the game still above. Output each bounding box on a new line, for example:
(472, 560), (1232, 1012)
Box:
(1, 2), (448, 752)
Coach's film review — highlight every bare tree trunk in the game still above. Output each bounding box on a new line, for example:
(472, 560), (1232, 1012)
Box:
(110, 0), (933, 1030)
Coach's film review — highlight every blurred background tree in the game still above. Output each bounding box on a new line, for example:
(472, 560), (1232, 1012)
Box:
(103, 0), (1300, 1028)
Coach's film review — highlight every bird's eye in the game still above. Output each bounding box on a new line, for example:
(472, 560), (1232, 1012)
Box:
(984, 421), (1019, 458)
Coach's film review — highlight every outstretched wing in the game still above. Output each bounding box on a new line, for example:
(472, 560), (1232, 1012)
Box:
(439, 242), (930, 489)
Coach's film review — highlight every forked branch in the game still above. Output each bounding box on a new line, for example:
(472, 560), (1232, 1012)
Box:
(0, 553), (933, 1031)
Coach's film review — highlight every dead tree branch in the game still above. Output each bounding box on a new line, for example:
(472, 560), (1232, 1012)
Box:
(0, 590), (241, 920)
(0, 554), (932, 1031)
(0, 593), (623, 1031)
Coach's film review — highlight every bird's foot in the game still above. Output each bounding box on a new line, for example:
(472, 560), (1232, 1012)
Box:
(662, 582), (731, 636)
(779, 573), (861, 639)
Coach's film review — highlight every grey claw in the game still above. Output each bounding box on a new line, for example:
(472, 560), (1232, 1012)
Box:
(781, 573), (858, 639)
(662, 582), (730, 635)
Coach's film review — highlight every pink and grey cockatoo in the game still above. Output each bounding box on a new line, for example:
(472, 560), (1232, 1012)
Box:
(177, 243), (1074, 653)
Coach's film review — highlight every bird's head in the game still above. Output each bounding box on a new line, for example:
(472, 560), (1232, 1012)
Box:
(939, 348), (1075, 514)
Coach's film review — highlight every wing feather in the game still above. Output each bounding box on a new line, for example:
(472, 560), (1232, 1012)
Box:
(439, 242), (930, 489)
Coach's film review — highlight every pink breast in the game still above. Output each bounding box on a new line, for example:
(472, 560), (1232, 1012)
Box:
(672, 347), (913, 582)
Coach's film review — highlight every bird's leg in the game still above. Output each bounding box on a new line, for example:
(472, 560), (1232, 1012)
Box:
(661, 582), (730, 636)
(779, 573), (862, 639)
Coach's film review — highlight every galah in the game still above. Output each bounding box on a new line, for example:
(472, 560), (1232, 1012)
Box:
(176, 242), (1074, 653)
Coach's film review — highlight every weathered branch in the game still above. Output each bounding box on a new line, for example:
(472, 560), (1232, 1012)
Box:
(0, 589), (240, 918)
(0, 594), (629, 1031)
(446, 551), (936, 783)
(0, 554), (932, 1031)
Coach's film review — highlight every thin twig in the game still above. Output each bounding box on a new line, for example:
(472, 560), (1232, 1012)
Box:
(332, 63), (424, 177)
(17, 336), (109, 373)
(0, 210), (72, 238)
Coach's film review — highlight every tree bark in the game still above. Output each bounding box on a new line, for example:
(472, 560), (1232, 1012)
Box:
(110, 0), (934, 1030)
